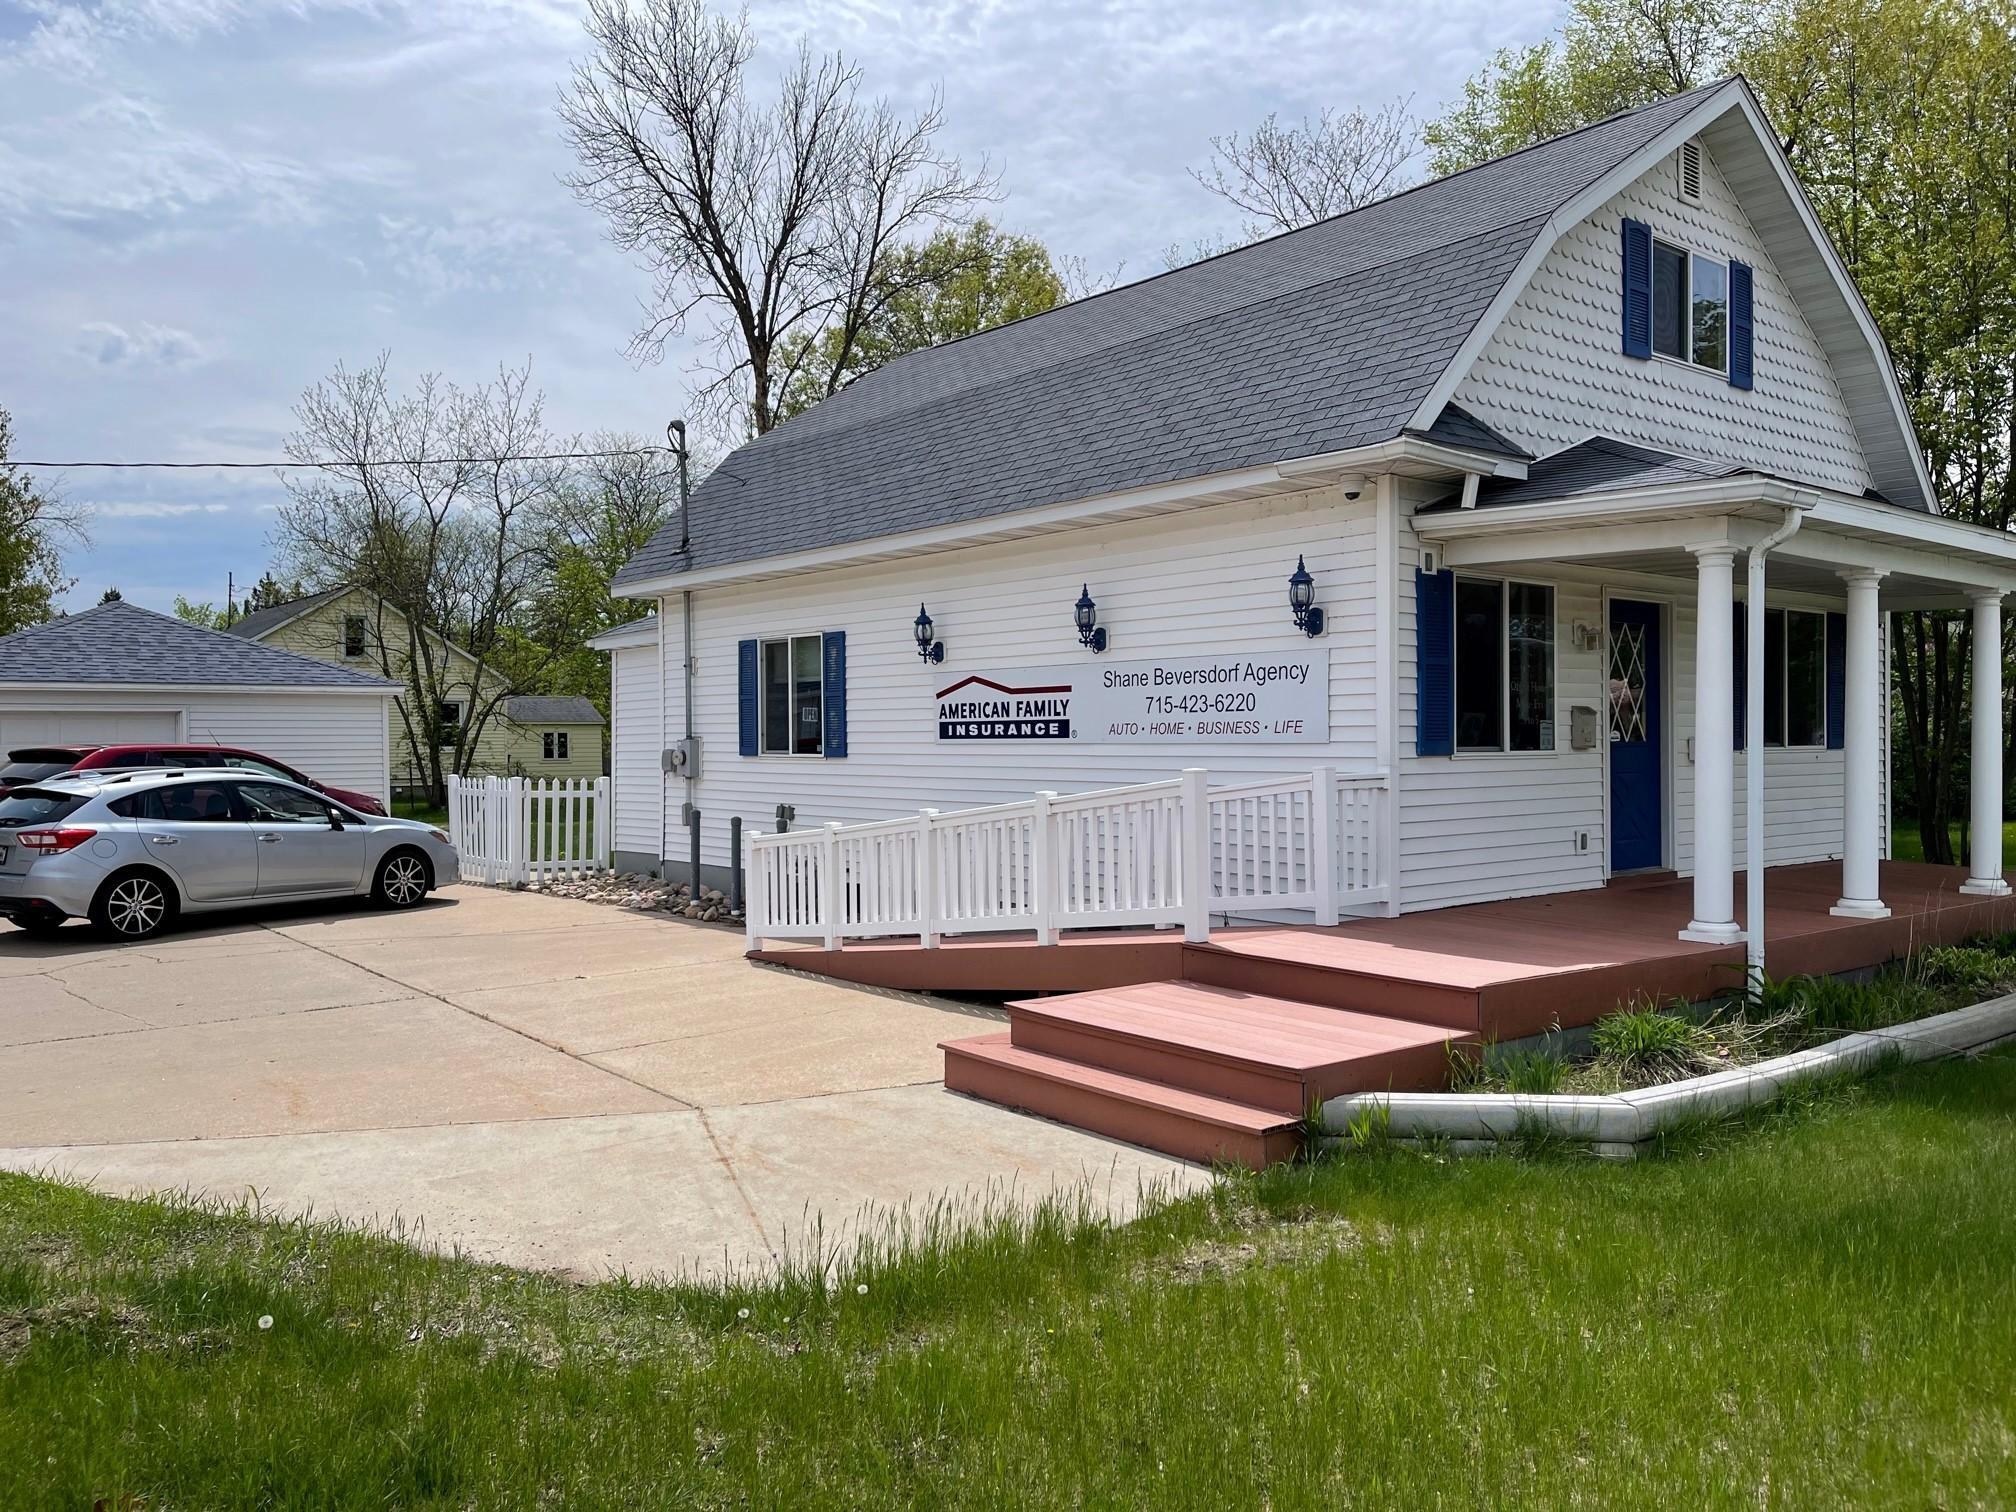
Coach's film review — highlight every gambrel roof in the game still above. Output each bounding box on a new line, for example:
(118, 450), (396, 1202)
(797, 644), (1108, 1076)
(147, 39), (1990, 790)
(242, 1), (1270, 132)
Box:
(616, 78), (1931, 592)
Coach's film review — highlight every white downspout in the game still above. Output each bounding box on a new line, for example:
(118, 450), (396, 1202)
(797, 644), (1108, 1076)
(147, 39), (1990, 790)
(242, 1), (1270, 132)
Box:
(1744, 506), (1808, 977)
(656, 598), (669, 868)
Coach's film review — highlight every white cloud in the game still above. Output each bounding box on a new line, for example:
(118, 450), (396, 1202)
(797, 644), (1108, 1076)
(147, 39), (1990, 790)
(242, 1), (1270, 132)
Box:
(78, 320), (207, 368)
(89, 500), (230, 518)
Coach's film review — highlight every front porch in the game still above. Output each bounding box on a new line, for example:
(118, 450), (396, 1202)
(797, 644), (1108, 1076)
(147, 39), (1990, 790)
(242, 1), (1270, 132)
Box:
(768, 858), (2016, 1039)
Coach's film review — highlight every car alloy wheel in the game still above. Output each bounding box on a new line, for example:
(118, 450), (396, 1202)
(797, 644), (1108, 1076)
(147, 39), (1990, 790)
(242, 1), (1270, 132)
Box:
(106, 876), (167, 937)
(381, 854), (427, 907)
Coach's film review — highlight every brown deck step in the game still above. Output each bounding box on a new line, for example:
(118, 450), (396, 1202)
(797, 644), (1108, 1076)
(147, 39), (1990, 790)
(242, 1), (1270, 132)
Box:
(942, 1032), (1301, 1168)
(1180, 939), (1485, 1030)
(1008, 981), (1466, 1114)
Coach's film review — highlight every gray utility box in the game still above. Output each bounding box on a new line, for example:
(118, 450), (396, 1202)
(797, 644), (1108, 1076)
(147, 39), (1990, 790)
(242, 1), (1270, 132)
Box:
(663, 737), (702, 779)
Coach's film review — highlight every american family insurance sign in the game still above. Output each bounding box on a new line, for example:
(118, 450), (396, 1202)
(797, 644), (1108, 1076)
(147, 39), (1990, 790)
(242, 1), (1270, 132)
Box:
(935, 651), (1328, 743)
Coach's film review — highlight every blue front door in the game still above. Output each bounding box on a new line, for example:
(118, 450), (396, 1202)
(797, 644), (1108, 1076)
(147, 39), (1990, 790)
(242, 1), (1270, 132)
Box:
(1608, 599), (1663, 872)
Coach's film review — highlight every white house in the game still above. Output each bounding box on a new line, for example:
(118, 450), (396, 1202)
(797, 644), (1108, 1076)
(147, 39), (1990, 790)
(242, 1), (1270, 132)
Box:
(0, 601), (399, 805)
(599, 79), (2016, 952)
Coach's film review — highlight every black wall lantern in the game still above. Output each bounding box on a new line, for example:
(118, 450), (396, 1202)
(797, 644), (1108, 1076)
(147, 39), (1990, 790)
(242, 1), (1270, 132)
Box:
(913, 603), (944, 663)
(1074, 584), (1107, 652)
(1288, 555), (1324, 637)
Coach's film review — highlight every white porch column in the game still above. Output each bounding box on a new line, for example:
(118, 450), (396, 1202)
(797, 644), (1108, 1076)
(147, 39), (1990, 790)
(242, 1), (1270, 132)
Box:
(1832, 569), (1891, 918)
(1963, 590), (2011, 897)
(1682, 544), (1743, 943)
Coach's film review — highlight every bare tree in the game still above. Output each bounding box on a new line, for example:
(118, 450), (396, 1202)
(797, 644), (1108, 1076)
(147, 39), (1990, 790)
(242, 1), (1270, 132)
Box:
(557, 0), (996, 435)
(1191, 96), (1420, 239)
(273, 357), (567, 800)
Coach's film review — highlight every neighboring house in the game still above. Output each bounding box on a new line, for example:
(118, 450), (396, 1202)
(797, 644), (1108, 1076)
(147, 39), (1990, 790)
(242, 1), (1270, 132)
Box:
(229, 587), (604, 789)
(600, 79), (2016, 944)
(0, 601), (397, 803)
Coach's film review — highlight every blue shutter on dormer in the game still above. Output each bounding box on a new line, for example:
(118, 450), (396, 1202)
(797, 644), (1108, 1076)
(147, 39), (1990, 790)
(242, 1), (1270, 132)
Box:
(1415, 568), (1454, 756)
(1732, 603), (1747, 751)
(737, 639), (759, 757)
(1621, 218), (1654, 359)
(1825, 611), (1847, 749)
(821, 630), (848, 759)
(1728, 260), (1755, 390)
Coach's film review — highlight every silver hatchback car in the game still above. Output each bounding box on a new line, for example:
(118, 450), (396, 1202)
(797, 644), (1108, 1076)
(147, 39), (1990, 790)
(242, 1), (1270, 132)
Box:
(0, 769), (459, 941)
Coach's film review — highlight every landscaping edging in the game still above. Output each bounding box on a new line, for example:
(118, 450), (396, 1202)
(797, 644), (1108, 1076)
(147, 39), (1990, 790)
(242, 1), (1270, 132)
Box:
(1321, 992), (2016, 1159)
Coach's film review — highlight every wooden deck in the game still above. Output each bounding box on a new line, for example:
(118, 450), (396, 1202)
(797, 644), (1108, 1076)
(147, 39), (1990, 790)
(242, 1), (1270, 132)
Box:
(762, 860), (2016, 1039)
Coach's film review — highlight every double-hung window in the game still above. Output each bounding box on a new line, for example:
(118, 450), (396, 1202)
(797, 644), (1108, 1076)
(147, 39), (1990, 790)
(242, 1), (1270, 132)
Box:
(342, 614), (368, 658)
(1652, 240), (1729, 373)
(1760, 607), (1826, 748)
(1454, 578), (1556, 753)
(760, 634), (825, 755)
(541, 731), (569, 761)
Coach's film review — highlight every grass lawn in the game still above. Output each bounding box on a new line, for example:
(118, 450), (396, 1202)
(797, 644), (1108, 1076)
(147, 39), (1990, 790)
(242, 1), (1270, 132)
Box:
(1889, 817), (2016, 864)
(6, 1053), (2016, 1506)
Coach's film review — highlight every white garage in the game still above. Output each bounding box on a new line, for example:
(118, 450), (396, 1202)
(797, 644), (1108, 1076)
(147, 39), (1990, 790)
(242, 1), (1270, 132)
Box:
(0, 601), (398, 803)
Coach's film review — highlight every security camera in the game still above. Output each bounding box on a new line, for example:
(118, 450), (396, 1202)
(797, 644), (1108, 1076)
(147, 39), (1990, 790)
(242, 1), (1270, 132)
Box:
(1338, 475), (1367, 501)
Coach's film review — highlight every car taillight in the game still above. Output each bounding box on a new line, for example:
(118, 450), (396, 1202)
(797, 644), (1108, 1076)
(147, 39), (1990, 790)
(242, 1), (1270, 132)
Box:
(15, 827), (97, 854)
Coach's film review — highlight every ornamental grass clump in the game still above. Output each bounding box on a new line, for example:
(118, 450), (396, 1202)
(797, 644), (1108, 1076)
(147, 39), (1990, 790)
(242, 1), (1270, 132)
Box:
(1588, 1002), (1716, 1085)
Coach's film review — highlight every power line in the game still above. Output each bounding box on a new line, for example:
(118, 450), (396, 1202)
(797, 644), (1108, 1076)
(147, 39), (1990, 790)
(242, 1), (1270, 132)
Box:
(9, 444), (678, 471)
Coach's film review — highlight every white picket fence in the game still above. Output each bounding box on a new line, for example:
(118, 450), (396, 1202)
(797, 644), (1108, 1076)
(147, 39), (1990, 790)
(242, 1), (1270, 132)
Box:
(446, 775), (609, 886)
(746, 766), (1389, 950)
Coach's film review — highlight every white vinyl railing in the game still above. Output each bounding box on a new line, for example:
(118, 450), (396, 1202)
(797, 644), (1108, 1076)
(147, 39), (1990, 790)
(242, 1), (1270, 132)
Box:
(446, 775), (609, 886)
(746, 766), (1389, 950)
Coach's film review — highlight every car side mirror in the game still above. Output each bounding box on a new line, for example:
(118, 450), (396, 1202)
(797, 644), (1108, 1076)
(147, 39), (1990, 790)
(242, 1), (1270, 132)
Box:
(328, 811), (345, 831)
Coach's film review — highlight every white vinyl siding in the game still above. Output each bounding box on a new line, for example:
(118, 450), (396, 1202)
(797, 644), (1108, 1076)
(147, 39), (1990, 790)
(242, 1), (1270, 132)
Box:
(645, 484), (1378, 872)
(609, 640), (665, 860)
(1452, 140), (1873, 496)
(1397, 484), (1874, 912)
(0, 690), (392, 805)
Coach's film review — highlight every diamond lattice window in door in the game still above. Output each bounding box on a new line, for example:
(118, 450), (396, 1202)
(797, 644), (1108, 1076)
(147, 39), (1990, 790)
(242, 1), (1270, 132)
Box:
(1609, 622), (1648, 744)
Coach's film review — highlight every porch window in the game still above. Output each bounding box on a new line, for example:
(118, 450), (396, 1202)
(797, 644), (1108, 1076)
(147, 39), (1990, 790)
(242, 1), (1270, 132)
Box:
(760, 634), (824, 756)
(1651, 238), (1729, 373)
(1762, 607), (1826, 748)
(1455, 577), (1556, 753)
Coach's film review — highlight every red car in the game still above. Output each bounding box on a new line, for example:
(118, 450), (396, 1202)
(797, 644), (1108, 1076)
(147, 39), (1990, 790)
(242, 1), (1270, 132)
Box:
(5, 743), (387, 816)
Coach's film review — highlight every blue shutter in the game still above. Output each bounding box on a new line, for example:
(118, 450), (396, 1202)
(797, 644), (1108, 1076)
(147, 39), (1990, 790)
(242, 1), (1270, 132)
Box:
(1728, 260), (1754, 390)
(1621, 218), (1653, 359)
(1825, 611), (1847, 749)
(1732, 603), (1746, 751)
(737, 638), (759, 757)
(821, 630), (848, 759)
(1415, 568), (1454, 756)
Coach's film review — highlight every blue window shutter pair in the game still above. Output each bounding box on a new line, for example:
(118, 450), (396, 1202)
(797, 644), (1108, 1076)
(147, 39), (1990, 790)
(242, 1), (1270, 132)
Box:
(736, 633), (849, 758)
(1415, 568), (1455, 756)
(1728, 261), (1755, 390)
(1621, 219), (1653, 359)
(1621, 219), (1755, 389)
(1824, 612), (1847, 749)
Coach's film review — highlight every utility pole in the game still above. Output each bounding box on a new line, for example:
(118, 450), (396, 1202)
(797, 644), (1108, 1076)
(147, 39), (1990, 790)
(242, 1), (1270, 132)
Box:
(226, 572), (236, 623)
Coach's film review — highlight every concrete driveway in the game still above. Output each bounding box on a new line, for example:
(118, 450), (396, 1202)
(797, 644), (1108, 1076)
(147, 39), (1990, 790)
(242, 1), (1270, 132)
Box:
(0, 886), (1202, 1279)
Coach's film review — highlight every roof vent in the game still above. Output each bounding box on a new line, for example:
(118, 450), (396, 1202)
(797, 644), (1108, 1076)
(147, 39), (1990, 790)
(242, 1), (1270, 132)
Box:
(1676, 140), (1704, 205)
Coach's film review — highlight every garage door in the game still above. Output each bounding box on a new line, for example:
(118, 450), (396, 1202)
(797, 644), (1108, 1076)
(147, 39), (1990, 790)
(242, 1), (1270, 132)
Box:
(0, 710), (180, 750)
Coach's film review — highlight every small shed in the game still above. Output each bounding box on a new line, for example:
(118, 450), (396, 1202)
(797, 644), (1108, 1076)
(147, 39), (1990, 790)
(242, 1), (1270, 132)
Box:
(0, 601), (399, 803)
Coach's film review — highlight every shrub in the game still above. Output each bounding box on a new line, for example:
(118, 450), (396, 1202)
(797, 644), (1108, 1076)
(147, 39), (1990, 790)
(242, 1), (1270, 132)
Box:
(1495, 1047), (1567, 1095)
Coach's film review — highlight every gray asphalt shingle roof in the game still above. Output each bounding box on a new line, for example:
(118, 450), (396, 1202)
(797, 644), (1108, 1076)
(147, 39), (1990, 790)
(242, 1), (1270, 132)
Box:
(504, 695), (604, 724)
(1424, 436), (1751, 511)
(0, 601), (398, 690)
(615, 82), (1728, 589)
(225, 587), (349, 641)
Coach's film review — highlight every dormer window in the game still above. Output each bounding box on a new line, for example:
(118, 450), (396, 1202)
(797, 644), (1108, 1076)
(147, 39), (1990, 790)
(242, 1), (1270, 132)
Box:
(1651, 239), (1728, 373)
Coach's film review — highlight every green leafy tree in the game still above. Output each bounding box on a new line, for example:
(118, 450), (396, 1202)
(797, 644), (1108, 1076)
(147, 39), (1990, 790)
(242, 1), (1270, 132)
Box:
(0, 408), (81, 636)
(1426, 0), (2016, 863)
(97, 586), (122, 604)
(173, 596), (236, 630)
(776, 221), (1066, 422)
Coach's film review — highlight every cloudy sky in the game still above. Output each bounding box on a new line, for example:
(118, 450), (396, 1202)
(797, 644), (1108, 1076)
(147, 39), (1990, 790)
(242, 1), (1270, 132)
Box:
(0, 0), (1558, 614)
